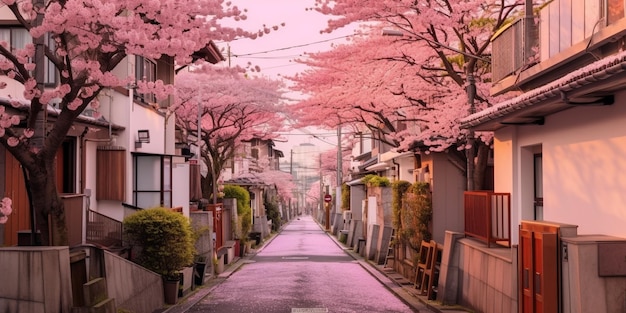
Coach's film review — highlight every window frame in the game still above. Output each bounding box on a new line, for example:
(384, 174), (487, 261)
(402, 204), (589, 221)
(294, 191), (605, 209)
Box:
(132, 153), (172, 208)
(134, 55), (157, 104)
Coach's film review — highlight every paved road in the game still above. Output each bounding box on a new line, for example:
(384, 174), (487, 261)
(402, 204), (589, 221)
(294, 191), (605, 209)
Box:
(187, 216), (418, 313)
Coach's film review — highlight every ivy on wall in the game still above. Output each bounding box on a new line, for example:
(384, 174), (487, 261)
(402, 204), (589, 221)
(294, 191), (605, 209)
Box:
(341, 183), (350, 210)
(392, 181), (433, 252)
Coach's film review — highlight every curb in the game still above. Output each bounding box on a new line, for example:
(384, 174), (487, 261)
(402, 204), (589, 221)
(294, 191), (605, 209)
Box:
(318, 221), (470, 313)
(161, 221), (289, 313)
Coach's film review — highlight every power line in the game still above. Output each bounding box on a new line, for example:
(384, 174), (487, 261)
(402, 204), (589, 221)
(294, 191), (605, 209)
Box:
(231, 35), (354, 57)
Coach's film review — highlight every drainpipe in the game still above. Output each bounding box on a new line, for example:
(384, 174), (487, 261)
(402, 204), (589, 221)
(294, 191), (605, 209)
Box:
(392, 158), (400, 181)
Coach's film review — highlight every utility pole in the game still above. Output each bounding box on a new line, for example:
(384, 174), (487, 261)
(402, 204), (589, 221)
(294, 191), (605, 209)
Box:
(290, 149), (293, 218)
(466, 71), (476, 191)
(336, 125), (342, 213)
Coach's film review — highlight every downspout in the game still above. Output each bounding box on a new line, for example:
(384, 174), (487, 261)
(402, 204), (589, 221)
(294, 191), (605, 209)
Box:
(392, 158), (400, 181)
(79, 91), (114, 194)
(80, 128), (113, 194)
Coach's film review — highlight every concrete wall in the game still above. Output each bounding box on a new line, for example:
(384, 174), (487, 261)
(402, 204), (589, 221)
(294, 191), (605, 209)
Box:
(561, 235), (626, 313)
(429, 153), (465, 244)
(349, 184), (365, 221)
(0, 247), (73, 313)
(438, 233), (517, 313)
(104, 250), (164, 313)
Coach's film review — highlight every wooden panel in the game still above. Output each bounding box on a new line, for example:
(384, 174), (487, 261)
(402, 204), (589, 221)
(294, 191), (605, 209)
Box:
(520, 229), (534, 313)
(96, 148), (125, 201)
(537, 232), (557, 313)
(3, 150), (31, 246)
(519, 227), (558, 313)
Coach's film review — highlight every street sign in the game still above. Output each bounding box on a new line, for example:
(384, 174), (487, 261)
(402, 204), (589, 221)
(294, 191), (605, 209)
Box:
(324, 194), (332, 203)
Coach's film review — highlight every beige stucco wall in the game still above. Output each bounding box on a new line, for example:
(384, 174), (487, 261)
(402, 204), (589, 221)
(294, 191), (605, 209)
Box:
(494, 89), (626, 241)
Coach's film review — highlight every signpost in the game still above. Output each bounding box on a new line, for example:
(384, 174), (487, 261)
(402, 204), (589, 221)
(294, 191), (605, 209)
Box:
(324, 194), (331, 230)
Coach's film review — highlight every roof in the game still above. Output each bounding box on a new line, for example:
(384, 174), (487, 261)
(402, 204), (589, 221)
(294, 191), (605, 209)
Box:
(224, 173), (266, 186)
(2, 97), (125, 132)
(191, 41), (225, 64)
(461, 50), (626, 131)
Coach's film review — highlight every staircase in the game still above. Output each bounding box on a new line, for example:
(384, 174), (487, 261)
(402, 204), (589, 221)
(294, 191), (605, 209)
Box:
(70, 250), (117, 313)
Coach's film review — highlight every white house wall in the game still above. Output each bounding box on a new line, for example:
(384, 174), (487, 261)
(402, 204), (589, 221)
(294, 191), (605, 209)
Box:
(172, 159), (190, 215)
(494, 90), (626, 242)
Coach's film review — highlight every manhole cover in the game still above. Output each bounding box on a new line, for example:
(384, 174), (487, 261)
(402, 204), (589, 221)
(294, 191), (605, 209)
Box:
(291, 308), (328, 313)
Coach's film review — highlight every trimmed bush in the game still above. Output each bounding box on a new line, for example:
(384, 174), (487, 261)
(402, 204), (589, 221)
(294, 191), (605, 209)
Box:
(123, 208), (195, 280)
(361, 174), (391, 187)
(224, 185), (252, 241)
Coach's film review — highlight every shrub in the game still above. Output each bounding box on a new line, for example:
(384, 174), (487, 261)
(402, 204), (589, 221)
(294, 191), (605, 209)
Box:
(264, 195), (281, 231)
(341, 183), (350, 210)
(400, 182), (433, 251)
(224, 185), (252, 241)
(391, 180), (412, 232)
(123, 208), (195, 280)
(361, 174), (391, 187)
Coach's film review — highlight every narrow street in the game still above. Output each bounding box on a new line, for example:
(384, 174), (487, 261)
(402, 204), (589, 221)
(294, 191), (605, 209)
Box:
(187, 216), (419, 313)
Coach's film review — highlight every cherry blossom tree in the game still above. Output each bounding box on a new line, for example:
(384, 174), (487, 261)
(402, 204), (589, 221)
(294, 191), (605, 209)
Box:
(0, 197), (12, 224)
(300, 0), (528, 189)
(0, 0), (278, 245)
(174, 65), (287, 203)
(318, 146), (351, 188)
(255, 170), (296, 202)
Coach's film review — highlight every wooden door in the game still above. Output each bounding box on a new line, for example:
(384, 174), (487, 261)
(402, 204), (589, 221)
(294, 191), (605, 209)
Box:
(520, 227), (558, 313)
(3, 150), (30, 246)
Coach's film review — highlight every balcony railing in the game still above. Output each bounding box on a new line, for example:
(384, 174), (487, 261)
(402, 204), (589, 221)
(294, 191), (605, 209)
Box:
(492, 0), (623, 85)
(492, 16), (537, 83)
(86, 209), (123, 248)
(464, 191), (511, 248)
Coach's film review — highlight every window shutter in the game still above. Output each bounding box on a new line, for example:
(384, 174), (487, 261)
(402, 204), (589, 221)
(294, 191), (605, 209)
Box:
(96, 147), (126, 201)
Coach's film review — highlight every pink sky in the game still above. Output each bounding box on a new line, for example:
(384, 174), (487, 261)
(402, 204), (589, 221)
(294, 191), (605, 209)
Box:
(213, 1), (357, 153)
(216, 0), (356, 80)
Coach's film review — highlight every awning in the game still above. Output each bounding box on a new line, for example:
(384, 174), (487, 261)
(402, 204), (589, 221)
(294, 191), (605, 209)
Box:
(347, 178), (364, 186)
(366, 162), (390, 172)
(379, 151), (413, 162)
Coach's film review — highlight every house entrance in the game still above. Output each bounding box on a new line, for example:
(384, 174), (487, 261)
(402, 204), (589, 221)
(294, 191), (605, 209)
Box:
(519, 221), (576, 313)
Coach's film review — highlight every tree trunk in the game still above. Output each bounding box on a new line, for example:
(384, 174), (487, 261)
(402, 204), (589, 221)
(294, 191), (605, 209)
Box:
(25, 158), (68, 246)
(473, 142), (490, 191)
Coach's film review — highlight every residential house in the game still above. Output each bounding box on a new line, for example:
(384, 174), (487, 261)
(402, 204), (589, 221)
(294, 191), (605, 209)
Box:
(0, 3), (225, 309)
(344, 126), (467, 280)
(223, 137), (285, 240)
(438, 1), (626, 312)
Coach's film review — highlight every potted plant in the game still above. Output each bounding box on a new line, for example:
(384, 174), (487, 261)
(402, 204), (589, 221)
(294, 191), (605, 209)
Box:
(123, 207), (195, 305)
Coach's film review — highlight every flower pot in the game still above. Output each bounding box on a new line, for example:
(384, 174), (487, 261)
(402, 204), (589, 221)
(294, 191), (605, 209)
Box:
(163, 276), (180, 305)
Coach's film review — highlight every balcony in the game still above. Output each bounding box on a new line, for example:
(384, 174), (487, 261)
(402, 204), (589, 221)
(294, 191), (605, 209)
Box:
(464, 191), (511, 248)
(491, 0), (626, 95)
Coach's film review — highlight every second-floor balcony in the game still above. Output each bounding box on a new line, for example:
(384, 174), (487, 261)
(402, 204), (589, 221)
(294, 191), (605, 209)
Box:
(492, 0), (626, 95)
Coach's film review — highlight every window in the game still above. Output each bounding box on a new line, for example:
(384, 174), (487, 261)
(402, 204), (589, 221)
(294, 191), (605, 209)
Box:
(608, 0), (625, 25)
(0, 27), (31, 53)
(44, 34), (57, 85)
(133, 154), (172, 208)
(0, 28), (58, 85)
(135, 56), (156, 104)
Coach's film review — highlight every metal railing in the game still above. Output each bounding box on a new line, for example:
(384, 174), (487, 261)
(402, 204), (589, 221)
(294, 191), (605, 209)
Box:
(464, 191), (511, 248)
(491, 16), (537, 83)
(86, 209), (123, 248)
